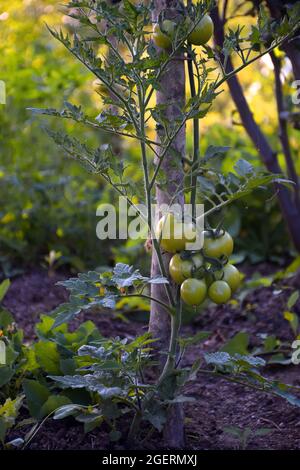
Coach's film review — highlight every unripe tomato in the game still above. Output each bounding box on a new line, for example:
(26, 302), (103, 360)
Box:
(180, 278), (207, 306)
(155, 213), (196, 253)
(153, 20), (175, 49)
(222, 263), (241, 293)
(188, 14), (214, 46)
(203, 230), (234, 259)
(169, 254), (193, 284)
(208, 280), (231, 304)
(169, 252), (203, 284)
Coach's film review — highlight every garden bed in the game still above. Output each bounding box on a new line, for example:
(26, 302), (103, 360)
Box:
(4, 267), (300, 450)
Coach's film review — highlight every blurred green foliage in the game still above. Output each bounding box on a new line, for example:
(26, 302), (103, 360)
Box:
(0, 0), (115, 275)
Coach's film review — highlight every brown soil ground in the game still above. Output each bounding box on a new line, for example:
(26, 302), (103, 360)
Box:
(3, 266), (300, 450)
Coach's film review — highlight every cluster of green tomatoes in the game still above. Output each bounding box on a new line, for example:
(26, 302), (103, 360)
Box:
(155, 213), (242, 307)
(153, 14), (214, 49)
(92, 14), (213, 94)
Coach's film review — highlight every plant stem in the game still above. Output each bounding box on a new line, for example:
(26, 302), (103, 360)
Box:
(158, 288), (182, 381)
(215, 31), (299, 90)
(187, 45), (200, 219)
(197, 368), (294, 400)
(128, 290), (182, 443)
(128, 410), (142, 443)
(149, 100), (200, 191)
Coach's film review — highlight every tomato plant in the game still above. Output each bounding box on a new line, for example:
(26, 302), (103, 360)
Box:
(26, 0), (300, 450)
(153, 20), (176, 49)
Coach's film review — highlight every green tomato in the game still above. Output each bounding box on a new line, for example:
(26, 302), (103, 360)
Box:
(188, 14), (214, 46)
(223, 263), (241, 293)
(155, 213), (196, 253)
(180, 278), (207, 306)
(203, 230), (234, 259)
(169, 252), (204, 284)
(169, 254), (193, 284)
(153, 20), (175, 49)
(208, 280), (231, 304)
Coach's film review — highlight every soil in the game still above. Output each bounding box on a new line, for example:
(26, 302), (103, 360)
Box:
(3, 266), (300, 450)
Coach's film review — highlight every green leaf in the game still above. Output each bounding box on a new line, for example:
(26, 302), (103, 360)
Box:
(35, 314), (65, 339)
(5, 437), (24, 448)
(48, 374), (89, 389)
(0, 309), (14, 329)
(112, 263), (146, 287)
(263, 335), (277, 353)
(33, 341), (61, 375)
(60, 358), (76, 375)
(178, 331), (211, 348)
(52, 302), (86, 328)
(234, 355), (265, 368)
(101, 402), (121, 420)
(144, 404), (167, 432)
(221, 332), (250, 355)
(267, 353), (291, 365)
(40, 395), (72, 418)
(23, 379), (50, 419)
(49, 374), (124, 398)
(122, 0), (138, 20)
(234, 159), (254, 177)
(0, 395), (24, 444)
(272, 387), (300, 407)
(0, 395), (23, 424)
(283, 311), (299, 335)
(5, 342), (19, 366)
(147, 276), (169, 285)
(84, 415), (103, 434)
(287, 291), (299, 310)
(275, 256), (300, 280)
(223, 425), (243, 438)
(0, 279), (10, 302)
(78, 344), (106, 359)
(205, 352), (231, 367)
(0, 366), (14, 387)
(53, 404), (82, 420)
(203, 145), (230, 161)
(205, 351), (265, 370)
(197, 175), (216, 193)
